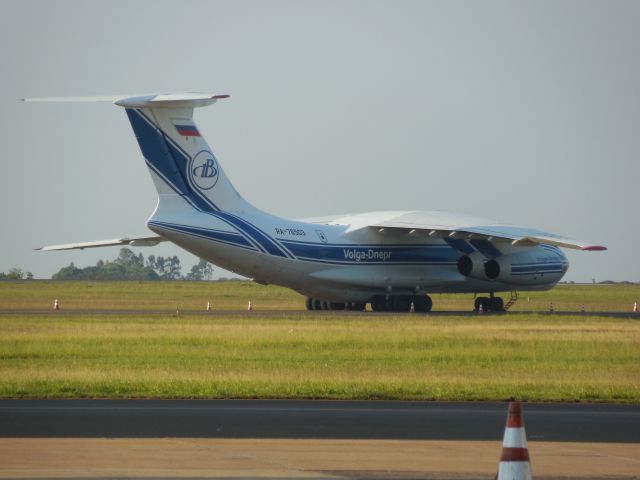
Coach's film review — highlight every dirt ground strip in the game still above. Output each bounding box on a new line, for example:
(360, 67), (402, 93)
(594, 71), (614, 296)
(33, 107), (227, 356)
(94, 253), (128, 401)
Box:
(0, 438), (638, 479)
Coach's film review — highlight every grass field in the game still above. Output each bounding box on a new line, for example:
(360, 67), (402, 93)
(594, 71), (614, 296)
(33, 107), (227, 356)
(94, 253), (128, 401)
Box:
(0, 281), (639, 401)
(0, 280), (639, 312)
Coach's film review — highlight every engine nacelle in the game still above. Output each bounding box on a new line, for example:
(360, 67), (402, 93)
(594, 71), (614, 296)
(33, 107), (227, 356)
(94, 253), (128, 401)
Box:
(457, 252), (490, 280)
(483, 250), (568, 286)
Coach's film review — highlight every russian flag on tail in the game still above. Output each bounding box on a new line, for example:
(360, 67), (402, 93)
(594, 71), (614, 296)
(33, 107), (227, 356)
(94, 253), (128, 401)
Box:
(175, 124), (200, 137)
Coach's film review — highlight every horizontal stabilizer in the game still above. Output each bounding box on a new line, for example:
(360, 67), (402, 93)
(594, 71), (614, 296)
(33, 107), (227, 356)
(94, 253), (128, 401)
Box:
(22, 95), (124, 103)
(35, 236), (166, 251)
(22, 92), (230, 109)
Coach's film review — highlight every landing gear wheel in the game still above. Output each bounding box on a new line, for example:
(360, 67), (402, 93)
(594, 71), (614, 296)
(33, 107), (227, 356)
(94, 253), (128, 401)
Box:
(393, 296), (412, 312)
(346, 302), (366, 311)
(306, 297), (314, 310)
(313, 299), (323, 310)
(474, 296), (505, 312)
(474, 297), (480, 312)
(490, 296), (505, 312)
(413, 295), (432, 313)
(474, 297), (490, 312)
(371, 295), (387, 312)
(352, 302), (366, 311)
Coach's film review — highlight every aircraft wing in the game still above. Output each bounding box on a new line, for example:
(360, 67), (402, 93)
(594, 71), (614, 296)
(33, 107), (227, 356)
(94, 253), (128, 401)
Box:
(35, 236), (166, 251)
(359, 211), (606, 251)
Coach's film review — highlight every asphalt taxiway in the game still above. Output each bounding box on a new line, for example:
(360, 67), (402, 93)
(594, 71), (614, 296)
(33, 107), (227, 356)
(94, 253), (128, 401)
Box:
(1, 401), (639, 479)
(1, 400), (638, 442)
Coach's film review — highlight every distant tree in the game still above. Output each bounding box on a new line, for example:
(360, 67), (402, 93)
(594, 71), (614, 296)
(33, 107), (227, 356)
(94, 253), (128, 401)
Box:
(0, 269), (35, 280)
(7, 268), (24, 280)
(165, 256), (182, 280)
(52, 262), (83, 280)
(152, 256), (166, 277)
(201, 260), (213, 280)
(52, 251), (159, 281)
(115, 248), (144, 268)
(185, 259), (214, 281)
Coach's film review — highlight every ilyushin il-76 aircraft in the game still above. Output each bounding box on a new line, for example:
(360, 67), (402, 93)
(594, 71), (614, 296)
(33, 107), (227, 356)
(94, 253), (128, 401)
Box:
(28, 93), (606, 312)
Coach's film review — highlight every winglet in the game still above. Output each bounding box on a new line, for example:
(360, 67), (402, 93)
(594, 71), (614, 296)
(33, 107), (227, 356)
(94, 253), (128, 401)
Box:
(581, 245), (607, 251)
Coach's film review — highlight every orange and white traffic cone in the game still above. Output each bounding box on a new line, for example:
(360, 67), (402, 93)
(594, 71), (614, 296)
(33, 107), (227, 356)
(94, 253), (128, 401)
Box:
(247, 300), (253, 311)
(206, 301), (211, 311)
(53, 299), (59, 310)
(634, 302), (638, 313)
(497, 401), (532, 480)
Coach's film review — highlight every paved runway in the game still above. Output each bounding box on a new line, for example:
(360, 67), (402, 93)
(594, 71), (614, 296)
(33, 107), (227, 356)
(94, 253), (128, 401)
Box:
(1, 400), (638, 442)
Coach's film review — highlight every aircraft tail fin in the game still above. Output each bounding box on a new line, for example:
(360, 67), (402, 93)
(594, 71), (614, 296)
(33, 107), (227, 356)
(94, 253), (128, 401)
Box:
(116, 93), (250, 214)
(24, 93), (250, 214)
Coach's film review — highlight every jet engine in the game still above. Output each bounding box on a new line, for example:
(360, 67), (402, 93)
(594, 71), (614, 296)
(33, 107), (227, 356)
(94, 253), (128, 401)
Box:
(456, 252), (490, 280)
(458, 248), (568, 286)
(484, 251), (567, 285)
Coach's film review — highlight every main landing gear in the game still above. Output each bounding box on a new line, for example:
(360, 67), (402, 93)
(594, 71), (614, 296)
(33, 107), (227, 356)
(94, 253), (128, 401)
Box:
(473, 293), (505, 313)
(305, 294), (433, 313)
(370, 294), (432, 313)
(306, 298), (366, 311)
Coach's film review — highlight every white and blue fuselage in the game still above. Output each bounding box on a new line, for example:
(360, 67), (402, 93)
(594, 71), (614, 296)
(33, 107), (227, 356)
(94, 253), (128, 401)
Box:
(33, 93), (604, 312)
(148, 200), (568, 304)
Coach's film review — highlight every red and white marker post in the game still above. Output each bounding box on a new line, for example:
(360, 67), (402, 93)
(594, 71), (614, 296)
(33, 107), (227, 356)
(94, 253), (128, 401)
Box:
(206, 301), (212, 311)
(634, 302), (638, 314)
(497, 401), (532, 480)
(247, 300), (253, 311)
(53, 299), (60, 310)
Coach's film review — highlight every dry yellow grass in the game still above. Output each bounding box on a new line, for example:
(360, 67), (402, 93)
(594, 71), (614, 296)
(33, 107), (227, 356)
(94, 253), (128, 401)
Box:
(1, 310), (638, 401)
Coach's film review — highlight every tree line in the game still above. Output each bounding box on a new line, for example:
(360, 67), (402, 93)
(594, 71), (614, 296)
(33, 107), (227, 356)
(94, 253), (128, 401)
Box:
(0, 268), (33, 280)
(0, 248), (214, 281)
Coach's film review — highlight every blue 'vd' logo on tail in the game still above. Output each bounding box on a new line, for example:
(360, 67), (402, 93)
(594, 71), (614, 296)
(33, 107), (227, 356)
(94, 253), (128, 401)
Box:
(189, 150), (219, 190)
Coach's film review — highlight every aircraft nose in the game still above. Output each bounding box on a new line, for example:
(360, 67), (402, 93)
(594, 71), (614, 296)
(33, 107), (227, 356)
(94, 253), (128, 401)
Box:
(561, 250), (570, 273)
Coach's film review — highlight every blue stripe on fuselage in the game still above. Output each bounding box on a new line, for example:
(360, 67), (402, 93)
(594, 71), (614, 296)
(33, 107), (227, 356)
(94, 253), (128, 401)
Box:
(280, 240), (457, 265)
(469, 239), (502, 258)
(215, 212), (292, 258)
(511, 262), (564, 275)
(444, 238), (475, 255)
(149, 221), (256, 251)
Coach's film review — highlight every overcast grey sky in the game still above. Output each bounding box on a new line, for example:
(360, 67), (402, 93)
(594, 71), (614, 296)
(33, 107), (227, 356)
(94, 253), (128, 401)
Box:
(1, 0), (638, 281)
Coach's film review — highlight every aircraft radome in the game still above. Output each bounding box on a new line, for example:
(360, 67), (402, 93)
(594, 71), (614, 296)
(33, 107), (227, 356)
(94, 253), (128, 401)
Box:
(26, 93), (606, 312)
